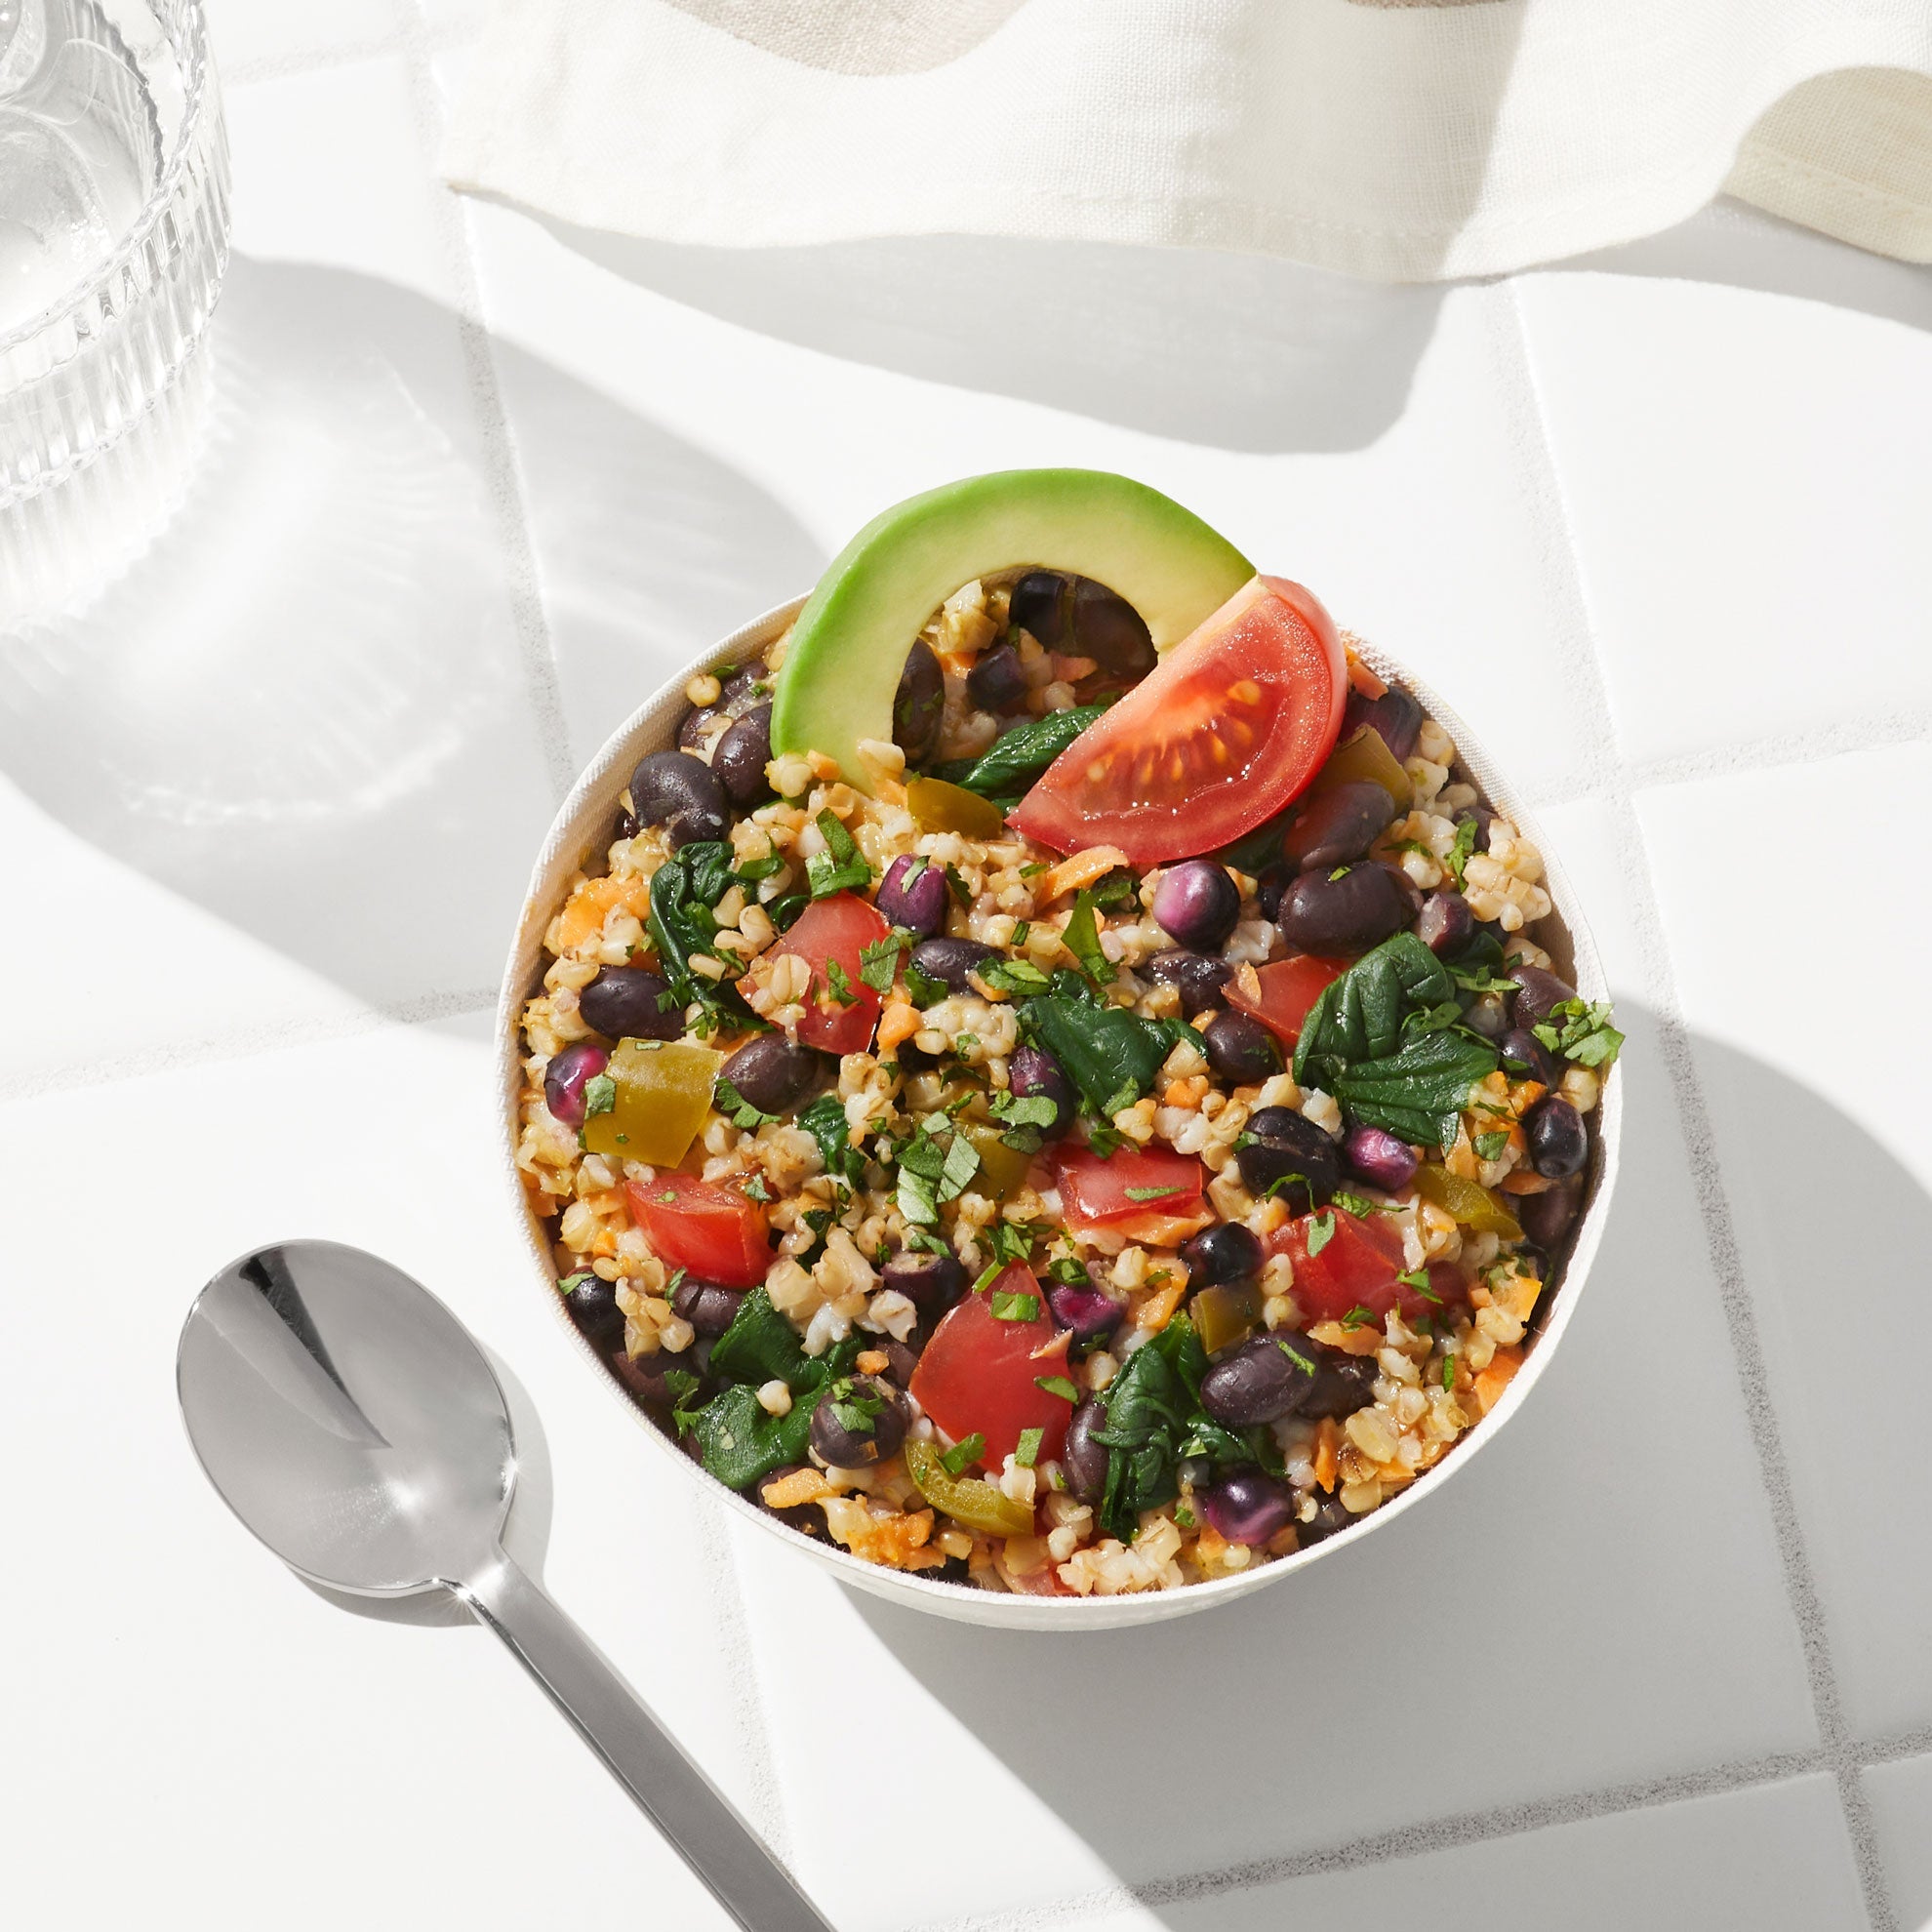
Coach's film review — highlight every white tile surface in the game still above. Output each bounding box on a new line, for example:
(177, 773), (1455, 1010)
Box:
(1514, 212), (1932, 775)
(1637, 744), (1932, 1742)
(1067, 1774), (1870, 1932)
(8, 25), (1926, 1931)
(0, 1018), (743, 1929)
(1865, 1751), (1932, 1932)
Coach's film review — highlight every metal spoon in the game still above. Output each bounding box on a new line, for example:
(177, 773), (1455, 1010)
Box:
(177, 1239), (830, 1931)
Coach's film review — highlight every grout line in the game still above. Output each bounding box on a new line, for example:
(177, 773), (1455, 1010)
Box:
(1860, 1726), (1932, 1770)
(0, 987), (498, 1105)
(1626, 710), (1932, 795)
(387, 0), (580, 804)
(223, 33), (403, 88)
(910, 1750), (1833, 1932)
(1493, 278), (1897, 1932)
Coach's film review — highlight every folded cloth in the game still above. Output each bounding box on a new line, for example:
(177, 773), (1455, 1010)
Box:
(444, 0), (1932, 279)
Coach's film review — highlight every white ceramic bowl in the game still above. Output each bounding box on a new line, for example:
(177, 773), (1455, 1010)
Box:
(496, 595), (1622, 1629)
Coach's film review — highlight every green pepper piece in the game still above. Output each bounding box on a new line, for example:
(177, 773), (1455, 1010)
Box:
(581, 1038), (721, 1166)
(959, 1119), (1033, 1200)
(1309, 724), (1412, 809)
(1415, 1161), (1523, 1240)
(1190, 1281), (1260, 1355)
(906, 1438), (1034, 1538)
(907, 775), (1006, 840)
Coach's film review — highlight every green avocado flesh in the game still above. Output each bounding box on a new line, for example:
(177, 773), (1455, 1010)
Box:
(770, 469), (1254, 794)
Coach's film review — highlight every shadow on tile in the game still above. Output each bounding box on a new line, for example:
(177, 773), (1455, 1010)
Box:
(0, 257), (819, 1019)
(534, 221), (1449, 455)
(831, 1009), (1923, 1922)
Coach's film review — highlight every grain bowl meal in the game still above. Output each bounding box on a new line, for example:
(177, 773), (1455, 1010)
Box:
(512, 470), (1620, 1600)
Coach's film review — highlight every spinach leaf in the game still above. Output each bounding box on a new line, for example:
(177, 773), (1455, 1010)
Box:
(1020, 996), (1181, 1120)
(647, 846), (759, 1032)
(1293, 932), (1454, 1087)
(689, 1385), (815, 1491)
(1061, 889), (1114, 986)
(708, 1286), (818, 1392)
(1329, 1028), (1499, 1149)
(949, 704), (1111, 798)
(799, 1092), (865, 1185)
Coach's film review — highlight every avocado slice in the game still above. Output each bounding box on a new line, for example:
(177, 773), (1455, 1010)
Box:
(770, 469), (1254, 793)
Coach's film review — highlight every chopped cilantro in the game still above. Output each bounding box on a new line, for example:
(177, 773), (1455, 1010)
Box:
(826, 1375), (884, 1433)
(1330, 1188), (1389, 1217)
(742, 1172), (772, 1203)
(1446, 816), (1479, 888)
(805, 810), (871, 898)
(955, 1032), (980, 1054)
(1124, 1185), (1182, 1202)
(1473, 1129), (1509, 1162)
(1341, 1303), (1373, 1330)
(904, 962), (947, 1008)
(1034, 1374), (1080, 1402)
(990, 1289), (1041, 1322)
(944, 863), (973, 908)
(1532, 997), (1625, 1071)
(987, 1220), (1039, 1266)
(1011, 921), (1030, 948)
(970, 1261), (1003, 1295)
(556, 1270), (594, 1295)
(1174, 1505), (1196, 1529)
(940, 1432), (986, 1476)
(1062, 889), (1114, 986)
(1329, 865), (1350, 882)
(822, 957), (861, 1007)
(980, 957), (1051, 997)
(1441, 1353), (1456, 1392)
(1014, 1427), (1044, 1469)
(858, 932), (905, 993)
(1275, 1339), (1315, 1375)
(713, 1076), (778, 1129)
(1046, 1256), (1090, 1287)
(582, 1071), (616, 1118)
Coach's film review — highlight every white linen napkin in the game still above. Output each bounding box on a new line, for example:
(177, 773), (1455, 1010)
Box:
(444, 0), (1932, 279)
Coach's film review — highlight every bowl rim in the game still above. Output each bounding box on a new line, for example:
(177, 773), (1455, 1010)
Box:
(495, 593), (1622, 1628)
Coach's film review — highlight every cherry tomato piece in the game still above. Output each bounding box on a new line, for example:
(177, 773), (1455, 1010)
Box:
(624, 1172), (770, 1288)
(908, 1268), (1072, 1474)
(1049, 1144), (1207, 1228)
(745, 892), (889, 1054)
(1224, 955), (1348, 1048)
(1006, 575), (1347, 865)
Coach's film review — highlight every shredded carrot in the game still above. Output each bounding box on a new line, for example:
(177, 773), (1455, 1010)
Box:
(1473, 1346), (1523, 1415)
(1044, 845), (1130, 901)
(1309, 1319), (1383, 1357)
(1312, 1416), (1341, 1492)
(876, 998), (920, 1051)
(549, 873), (650, 953)
(855, 1348), (889, 1376)
(1136, 1277), (1187, 1334)
(761, 1468), (831, 1509)
(1345, 646), (1388, 699)
(1499, 1170), (1554, 1195)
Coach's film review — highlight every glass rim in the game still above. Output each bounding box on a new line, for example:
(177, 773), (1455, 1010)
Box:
(0, 0), (221, 362)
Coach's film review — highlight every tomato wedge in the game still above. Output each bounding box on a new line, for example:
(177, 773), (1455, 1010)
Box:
(743, 892), (889, 1054)
(1006, 575), (1347, 865)
(1270, 1208), (1468, 1325)
(908, 1267), (1072, 1473)
(624, 1172), (770, 1287)
(1226, 955), (1347, 1048)
(1049, 1143), (1207, 1229)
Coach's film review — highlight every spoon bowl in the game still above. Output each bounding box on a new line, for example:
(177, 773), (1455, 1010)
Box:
(176, 1238), (831, 1931)
(178, 1240), (512, 1595)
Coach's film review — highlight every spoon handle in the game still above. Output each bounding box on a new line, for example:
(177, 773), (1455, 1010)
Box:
(457, 1550), (832, 1931)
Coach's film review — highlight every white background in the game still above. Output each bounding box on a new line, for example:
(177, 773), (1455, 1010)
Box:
(4, 3), (1931, 1927)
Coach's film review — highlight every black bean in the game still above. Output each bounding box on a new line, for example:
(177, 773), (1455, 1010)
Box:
(881, 1250), (966, 1314)
(718, 663), (771, 712)
(1517, 1172), (1584, 1251)
(1510, 965), (1577, 1028)
(580, 966), (681, 1041)
(710, 704), (772, 806)
(1416, 890), (1474, 956)
(1499, 1027), (1560, 1088)
(1179, 1222), (1264, 1288)
(1526, 1096), (1588, 1178)
(1299, 1351), (1378, 1422)
(1256, 864), (1294, 923)
(1046, 1276), (1123, 1343)
(608, 1348), (675, 1408)
(965, 641), (1027, 710)
(1010, 1045), (1074, 1139)
(1276, 863), (1415, 955)
(1009, 572), (1068, 648)
(1063, 1400), (1110, 1502)
(1203, 1010), (1281, 1085)
(1199, 1469), (1295, 1545)
(562, 1272), (624, 1351)
(677, 706), (720, 753)
(720, 1034), (825, 1114)
(1071, 579), (1156, 678)
(810, 1376), (906, 1469)
(1296, 1492), (1355, 1548)
(876, 855), (948, 938)
(1152, 860), (1241, 951)
(1283, 781), (1397, 871)
(908, 937), (999, 993)
(1235, 1106), (1339, 1214)
(1341, 1124), (1418, 1193)
(1147, 948), (1232, 1019)
(1342, 683), (1424, 763)
(1200, 1331), (1321, 1427)
(671, 1276), (745, 1339)
(628, 750), (730, 848)
(894, 643), (946, 764)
